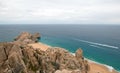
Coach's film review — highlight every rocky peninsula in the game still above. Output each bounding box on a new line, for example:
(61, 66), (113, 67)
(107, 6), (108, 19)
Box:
(0, 32), (119, 73)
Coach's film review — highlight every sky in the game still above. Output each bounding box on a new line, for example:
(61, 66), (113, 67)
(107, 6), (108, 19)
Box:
(0, 0), (120, 24)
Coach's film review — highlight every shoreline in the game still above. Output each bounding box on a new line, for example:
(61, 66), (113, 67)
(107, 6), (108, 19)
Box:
(86, 58), (114, 71)
(86, 58), (119, 73)
(29, 42), (119, 73)
(71, 53), (119, 73)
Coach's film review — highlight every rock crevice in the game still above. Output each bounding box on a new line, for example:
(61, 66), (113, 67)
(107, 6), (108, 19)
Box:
(0, 32), (89, 73)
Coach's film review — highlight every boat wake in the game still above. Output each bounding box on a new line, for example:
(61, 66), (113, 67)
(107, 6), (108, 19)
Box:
(90, 45), (102, 48)
(73, 38), (119, 49)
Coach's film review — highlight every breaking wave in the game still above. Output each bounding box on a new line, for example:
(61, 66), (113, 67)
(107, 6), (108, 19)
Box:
(71, 52), (115, 72)
(86, 58), (114, 72)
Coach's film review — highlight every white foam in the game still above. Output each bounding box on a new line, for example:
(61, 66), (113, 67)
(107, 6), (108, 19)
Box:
(71, 52), (119, 72)
(71, 53), (114, 71)
(90, 45), (101, 48)
(85, 58), (114, 72)
(104, 65), (114, 72)
(73, 38), (119, 49)
(71, 52), (75, 56)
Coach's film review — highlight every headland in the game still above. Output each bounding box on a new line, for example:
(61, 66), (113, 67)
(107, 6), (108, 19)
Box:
(0, 32), (119, 73)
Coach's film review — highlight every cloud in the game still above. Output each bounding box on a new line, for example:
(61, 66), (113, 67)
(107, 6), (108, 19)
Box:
(0, 0), (120, 24)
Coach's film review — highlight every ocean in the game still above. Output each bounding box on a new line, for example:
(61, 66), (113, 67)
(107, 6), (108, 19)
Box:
(0, 24), (120, 71)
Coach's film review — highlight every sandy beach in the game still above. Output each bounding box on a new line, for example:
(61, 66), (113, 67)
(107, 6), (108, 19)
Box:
(28, 42), (51, 51)
(88, 61), (118, 73)
(28, 42), (119, 73)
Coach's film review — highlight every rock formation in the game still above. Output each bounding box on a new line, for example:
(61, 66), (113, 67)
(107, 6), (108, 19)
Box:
(0, 32), (90, 73)
(14, 32), (40, 44)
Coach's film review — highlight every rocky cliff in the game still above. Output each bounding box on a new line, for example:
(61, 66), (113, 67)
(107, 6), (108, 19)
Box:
(0, 32), (90, 73)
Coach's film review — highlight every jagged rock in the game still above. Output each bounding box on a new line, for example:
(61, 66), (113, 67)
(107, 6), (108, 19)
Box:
(75, 48), (83, 60)
(31, 33), (41, 42)
(8, 52), (24, 73)
(0, 32), (90, 73)
(55, 69), (71, 73)
(55, 69), (82, 73)
(14, 32), (40, 44)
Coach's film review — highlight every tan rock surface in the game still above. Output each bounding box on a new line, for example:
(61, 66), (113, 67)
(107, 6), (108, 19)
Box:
(0, 32), (119, 73)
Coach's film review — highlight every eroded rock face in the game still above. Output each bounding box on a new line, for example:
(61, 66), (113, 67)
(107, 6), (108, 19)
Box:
(14, 32), (40, 44)
(0, 32), (89, 73)
(0, 42), (26, 73)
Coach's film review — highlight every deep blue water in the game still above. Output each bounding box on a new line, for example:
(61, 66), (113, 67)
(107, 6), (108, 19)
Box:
(0, 24), (120, 71)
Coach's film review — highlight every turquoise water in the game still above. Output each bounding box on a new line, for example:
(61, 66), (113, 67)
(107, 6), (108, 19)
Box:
(0, 25), (120, 71)
(40, 36), (120, 71)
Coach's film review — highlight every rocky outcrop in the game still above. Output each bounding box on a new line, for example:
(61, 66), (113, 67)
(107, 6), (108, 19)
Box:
(0, 42), (26, 73)
(14, 32), (40, 44)
(0, 32), (90, 73)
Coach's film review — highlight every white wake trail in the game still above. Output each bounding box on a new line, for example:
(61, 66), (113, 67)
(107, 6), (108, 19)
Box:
(73, 38), (119, 49)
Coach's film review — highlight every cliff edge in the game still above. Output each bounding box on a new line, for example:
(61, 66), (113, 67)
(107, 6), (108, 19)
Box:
(0, 32), (89, 73)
